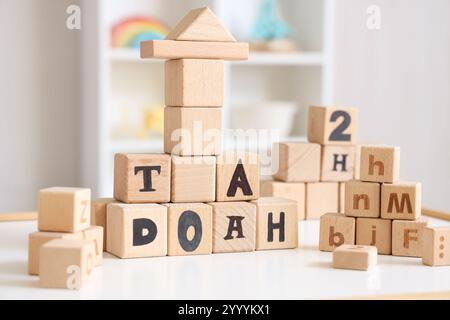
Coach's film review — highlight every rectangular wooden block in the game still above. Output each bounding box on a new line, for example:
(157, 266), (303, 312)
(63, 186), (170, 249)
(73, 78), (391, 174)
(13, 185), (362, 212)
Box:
(209, 202), (256, 253)
(114, 153), (171, 203)
(106, 203), (167, 258)
(307, 106), (358, 145)
(344, 180), (381, 218)
(91, 198), (117, 250)
(82, 226), (103, 266)
(216, 152), (259, 202)
(319, 213), (355, 252)
(339, 182), (345, 214)
(260, 180), (305, 220)
(321, 145), (355, 181)
(422, 227), (450, 266)
(356, 218), (392, 255)
(305, 182), (339, 220)
(333, 245), (377, 271)
(164, 107), (222, 156)
(360, 145), (400, 183)
(381, 182), (421, 220)
(165, 203), (212, 256)
(38, 187), (91, 233)
(392, 218), (429, 257)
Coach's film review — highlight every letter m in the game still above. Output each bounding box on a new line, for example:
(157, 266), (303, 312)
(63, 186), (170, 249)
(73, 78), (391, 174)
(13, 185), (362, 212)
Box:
(387, 193), (412, 213)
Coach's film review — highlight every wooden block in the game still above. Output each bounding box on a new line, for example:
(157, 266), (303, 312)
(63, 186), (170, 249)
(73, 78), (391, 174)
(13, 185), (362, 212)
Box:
(381, 182), (421, 220)
(305, 182), (339, 220)
(360, 145), (400, 183)
(333, 245), (377, 271)
(354, 144), (362, 180)
(216, 152), (259, 202)
(319, 213), (355, 251)
(171, 156), (216, 203)
(307, 106), (358, 145)
(209, 202), (256, 253)
(260, 180), (305, 220)
(113, 153), (171, 203)
(392, 218), (429, 257)
(422, 227), (450, 266)
(344, 180), (381, 218)
(164, 107), (221, 156)
(82, 226), (103, 266)
(338, 182), (345, 214)
(106, 203), (167, 258)
(38, 187), (91, 233)
(252, 197), (298, 250)
(272, 142), (321, 182)
(39, 239), (95, 290)
(321, 145), (355, 181)
(91, 198), (117, 250)
(356, 218), (392, 255)
(165, 203), (212, 256)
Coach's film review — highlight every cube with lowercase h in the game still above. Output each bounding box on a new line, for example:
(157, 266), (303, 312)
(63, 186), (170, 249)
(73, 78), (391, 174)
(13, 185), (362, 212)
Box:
(381, 182), (421, 220)
(305, 182), (339, 220)
(320, 145), (355, 182)
(422, 227), (450, 266)
(360, 145), (400, 183)
(344, 180), (380, 218)
(392, 218), (429, 257)
(319, 213), (355, 252)
(356, 218), (392, 255)
(260, 180), (305, 220)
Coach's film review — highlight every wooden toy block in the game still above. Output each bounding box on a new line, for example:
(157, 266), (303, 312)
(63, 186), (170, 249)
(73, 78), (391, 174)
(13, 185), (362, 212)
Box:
(171, 156), (216, 203)
(392, 218), (429, 257)
(320, 145), (355, 181)
(260, 180), (305, 220)
(354, 144), (362, 180)
(307, 106), (358, 145)
(165, 203), (212, 256)
(360, 145), (400, 183)
(344, 180), (381, 218)
(272, 142), (321, 182)
(216, 151), (259, 202)
(209, 202), (256, 253)
(319, 213), (355, 252)
(333, 245), (377, 271)
(38, 187), (91, 233)
(356, 218), (392, 255)
(381, 182), (421, 220)
(82, 226), (103, 266)
(338, 182), (345, 214)
(305, 182), (339, 220)
(422, 227), (450, 266)
(39, 239), (95, 290)
(106, 203), (167, 258)
(165, 59), (224, 107)
(251, 197), (298, 250)
(114, 153), (171, 203)
(91, 198), (117, 250)
(164, 107), (222, 156)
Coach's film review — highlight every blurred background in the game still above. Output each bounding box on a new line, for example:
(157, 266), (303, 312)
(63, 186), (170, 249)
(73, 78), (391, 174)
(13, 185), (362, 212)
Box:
(0, 0), (448, 212)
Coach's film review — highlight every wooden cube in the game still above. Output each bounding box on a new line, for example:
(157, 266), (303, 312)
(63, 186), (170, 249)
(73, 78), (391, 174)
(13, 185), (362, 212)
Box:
(344, 180), (381, 218)
(260, 180), (305, 220)
(381, 182), (421, 220)
(38, 187), (91, 233)
(338, 182), (345, 214)
(305, 182), (339, 220)
(91, 198), (117, 250)
(252, 197), (298, 250)
(216, 152), (259, 202)
(106, 203), (167, 258)
(307, 106), (358, 145)
(209, 202), (256, 253)
(356, 218), (392, 255)
(333, 245), (377, 271)
(165, 59), (223, 107)
(165, 203), (212, 256)
(321, 145), (355, 182)
(319, 213), (355, 252)
(39, 239), (95, 289)
(272, 142), (320, 182)
(422, 227), (450, 266)
(360, 145), (400, 183)
(164, 106), (222, 156)
(392, 218), (429, 257)
(114, 153), (171, 203)
(82, 226), (103, 266)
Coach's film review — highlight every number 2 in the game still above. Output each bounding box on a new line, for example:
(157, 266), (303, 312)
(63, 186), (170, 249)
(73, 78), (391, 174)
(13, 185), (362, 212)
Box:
(329, 110), (351, 141)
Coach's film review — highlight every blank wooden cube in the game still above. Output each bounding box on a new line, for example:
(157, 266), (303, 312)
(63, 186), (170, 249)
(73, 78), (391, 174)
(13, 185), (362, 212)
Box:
(319, 213), (355, 252)
(305, 182), (339, 220)
(91, 198), (117, 250)
(356, 218), (392, 255)
(164, 106), (222, 156)
(209, 202), (256, 253)
(114, 153), (171, 203)
(381, 182), (421, 220)
(392, 218), (429, 257)
(260, 180), (305, 220)
(252, 197), (298, 250)
(360, 145), (400, 183)
(272, 142), (320, 182)
(307, 106), (358, 145)
(344, 180), (380, 218)
(39, 239), (95, 290)
(216, 152), (259, 202)
(321, 145), (355, 182)
(82, 226), (103, 266)
(165, 203), (212, 256)
(338, 182), (345, 214)
(38, 187), (91, 233)
(333, 245), (377, 271)
(165, 59), (223, 107)
(106, 203), (167, 258)
(422, 227), (450, 266)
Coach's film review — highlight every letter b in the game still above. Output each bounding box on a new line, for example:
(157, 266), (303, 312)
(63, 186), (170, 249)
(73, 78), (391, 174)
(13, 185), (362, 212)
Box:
(329, 226), (344, 247)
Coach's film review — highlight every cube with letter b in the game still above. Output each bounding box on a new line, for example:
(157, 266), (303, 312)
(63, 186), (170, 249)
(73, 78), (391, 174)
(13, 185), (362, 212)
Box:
(319, 213), (355, 252)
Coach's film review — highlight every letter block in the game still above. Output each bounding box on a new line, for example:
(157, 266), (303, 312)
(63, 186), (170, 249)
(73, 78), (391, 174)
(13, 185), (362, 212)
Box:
(106, 203), (167, 258)
(339, 182), (346, 214)
(82, 226), (103, 266)
(360, 145), (400, 183)
(333, 245), (377, 271)
(356, 218), (392, 255)
(422, 227), (450, 266)
(305, 182), (339, 220)
(114, 153), (171, 203)
(91, 198), (117, 250)
(381, 182), (421, 220)
(251, 197), (298, 250)
(320, 145), (355, 182)
(392, 218), (429, 257)
(344, 180), (380, 218)
(260, 180), (305, 220)
(319, 213), (355, 252)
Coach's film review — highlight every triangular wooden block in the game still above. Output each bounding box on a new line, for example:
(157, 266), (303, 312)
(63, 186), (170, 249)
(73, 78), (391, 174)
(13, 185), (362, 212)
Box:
(166, 7), (236, 42)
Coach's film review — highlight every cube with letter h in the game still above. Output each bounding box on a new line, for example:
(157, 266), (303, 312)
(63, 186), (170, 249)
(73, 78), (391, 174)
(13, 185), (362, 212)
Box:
(360, 145), (400, 183)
